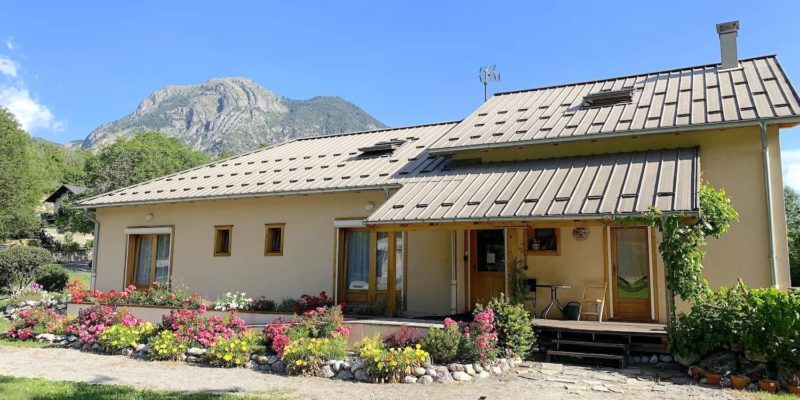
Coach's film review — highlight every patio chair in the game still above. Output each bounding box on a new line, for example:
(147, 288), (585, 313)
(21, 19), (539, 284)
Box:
(525, 278), (537, 318)
(577, 282), (607, 322)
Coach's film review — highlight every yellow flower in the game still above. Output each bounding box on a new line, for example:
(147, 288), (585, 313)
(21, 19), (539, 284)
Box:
(224, 354), (233, 361)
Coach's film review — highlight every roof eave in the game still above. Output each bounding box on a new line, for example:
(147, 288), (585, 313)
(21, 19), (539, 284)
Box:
(364, 210), (700, 226)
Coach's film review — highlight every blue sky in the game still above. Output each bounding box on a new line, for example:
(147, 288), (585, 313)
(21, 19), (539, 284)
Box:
(2, 1), (800, 186)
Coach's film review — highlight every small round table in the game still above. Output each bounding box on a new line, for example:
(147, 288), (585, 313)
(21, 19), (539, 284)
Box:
(537, 284), (572, 319)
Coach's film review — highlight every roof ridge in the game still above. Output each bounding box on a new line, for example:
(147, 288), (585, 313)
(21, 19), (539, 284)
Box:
(493, 54), (778, 97)
(294, 120), (462, 141)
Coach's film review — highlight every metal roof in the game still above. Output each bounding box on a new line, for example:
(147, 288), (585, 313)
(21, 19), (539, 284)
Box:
(365, 147), (699, 224)
(430, 56), (800, 153)
(78, 122), (457, 207)
(45, 184), (88, 203)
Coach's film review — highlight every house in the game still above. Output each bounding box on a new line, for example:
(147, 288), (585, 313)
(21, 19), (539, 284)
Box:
(44, 184), (88, 218)
(78, 22), (800, 323)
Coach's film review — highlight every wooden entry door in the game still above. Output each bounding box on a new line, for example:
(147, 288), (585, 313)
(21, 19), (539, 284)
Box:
(469, 229), (506, 309)
(610, 227), (652, 321)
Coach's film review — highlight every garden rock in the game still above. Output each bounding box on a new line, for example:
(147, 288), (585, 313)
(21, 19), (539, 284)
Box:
(674, 353), (700, 367)
(452, 371), (472, 381)
(490, 366), (503, 375)
(649, 355), (658, 364)
(135, 344), (148, 353)
(476, 371), (491, 379)
(659, 355), (674, 363)
(36, 333), (56, 342)
(335, 370), (354, 380)
(122, 348), (133, 357)
(271, 361), (286, 374)
(472, 363), (483, 373)
(434, 367), (453, 383)
(186, 356), (200, 363)
(418, 375), (434, 384)
(320, 365), (335, 379)
(267, 355), (279, 365)
(186, 347), (207, 357)
(402, 376), (418, 384)
(354, 369), (368, 382)
(350, 361), (364, 372)
(256, 355), (268, 365)
(699, 352), (737, 375)
(448, 363), (465, 372)
(413, 367), (426, 377)
(425, 368), (436, 376)
(464, 364), (476, 376)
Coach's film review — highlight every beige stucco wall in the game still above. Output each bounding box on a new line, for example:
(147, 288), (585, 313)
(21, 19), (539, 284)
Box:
(94, 190), (456, 315)
(459, 125), (791, 295)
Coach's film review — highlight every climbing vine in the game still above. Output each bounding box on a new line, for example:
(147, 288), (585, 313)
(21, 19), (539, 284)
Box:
(618, 184), (739, 307)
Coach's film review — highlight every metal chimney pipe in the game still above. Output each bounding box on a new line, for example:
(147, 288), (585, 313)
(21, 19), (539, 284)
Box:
(716, 20), (740, 70)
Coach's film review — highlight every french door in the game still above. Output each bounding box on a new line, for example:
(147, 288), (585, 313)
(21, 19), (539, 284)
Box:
(610, 227), (652, 321)
(338, 229), (405, 316)
(127, 233), (172, 289)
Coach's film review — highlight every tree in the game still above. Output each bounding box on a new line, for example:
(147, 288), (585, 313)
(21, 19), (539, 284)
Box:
(56, 131), (210, 233)
(0, 108), (44, 239)
(785, 186), (800, 286)
(0, 246), (53, 294)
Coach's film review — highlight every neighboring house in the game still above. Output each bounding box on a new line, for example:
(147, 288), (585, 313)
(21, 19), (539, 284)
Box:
(44, 184), (88, 219)
(78, 23), (800, 323)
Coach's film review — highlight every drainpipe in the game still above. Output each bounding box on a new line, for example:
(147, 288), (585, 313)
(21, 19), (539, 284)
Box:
(450, 230), (457, 314)
(760, 122), (779, 288)
(83, 208), (99, 290)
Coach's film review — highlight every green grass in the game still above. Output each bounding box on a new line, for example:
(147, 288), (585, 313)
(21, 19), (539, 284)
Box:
(747, 392), (800, 400)
(67, 271), (90, 288)
(0, 376), (292, 400)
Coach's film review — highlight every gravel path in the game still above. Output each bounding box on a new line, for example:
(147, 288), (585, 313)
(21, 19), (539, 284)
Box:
(0, 345), (753, 400)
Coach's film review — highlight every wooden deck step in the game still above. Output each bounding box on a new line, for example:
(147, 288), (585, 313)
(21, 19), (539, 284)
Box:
(552, 339), (627, 349)
(547, 350), (627, 367)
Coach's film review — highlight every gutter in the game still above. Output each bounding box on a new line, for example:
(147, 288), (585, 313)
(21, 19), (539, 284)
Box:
(760, 122), (780, 288)
(82, 208), (99, 290)
(450, 231), (457, 314)
(429, 117), (800, 156)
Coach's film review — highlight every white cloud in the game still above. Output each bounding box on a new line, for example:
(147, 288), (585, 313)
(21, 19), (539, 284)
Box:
(0, 86), (63, 132)
(4, 37), (16, 50)
(0, 55), (18, 77)
(782, 149), (800, 191)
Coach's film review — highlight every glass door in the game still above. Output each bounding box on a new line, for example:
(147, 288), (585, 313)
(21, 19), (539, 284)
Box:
(611, 227), (652, 321)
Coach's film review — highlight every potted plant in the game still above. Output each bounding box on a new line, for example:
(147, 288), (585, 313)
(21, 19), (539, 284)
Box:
(787, 373), (800, 395)
(730, 374), (750, 390)
(705, 370), (723, 386)
(758, 379), (778, 393)
(690, 366), (705, 380)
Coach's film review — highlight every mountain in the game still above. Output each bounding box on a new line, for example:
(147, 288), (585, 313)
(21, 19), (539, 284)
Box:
(81, 77), (387, 155)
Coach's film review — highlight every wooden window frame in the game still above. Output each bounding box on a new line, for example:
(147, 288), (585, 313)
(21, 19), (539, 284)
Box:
(524, 227), (561, 256)
(264, 223), (285, 256)
(214, 225), (233, 257)
(124, 226), (174, 290)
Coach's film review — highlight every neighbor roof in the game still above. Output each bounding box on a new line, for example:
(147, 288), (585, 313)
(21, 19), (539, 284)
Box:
(45, 184), (88, 203)
(430, 56), (800, 153)
(366, 147), (699, 224)
(77, 122), (457, 207)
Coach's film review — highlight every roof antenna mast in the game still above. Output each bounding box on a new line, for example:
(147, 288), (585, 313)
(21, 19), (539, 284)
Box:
(479, 64), (501, 102)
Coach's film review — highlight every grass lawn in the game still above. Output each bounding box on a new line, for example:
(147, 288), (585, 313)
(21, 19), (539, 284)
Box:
(67, 270), (90, 288)
(0, 376), (291, 400)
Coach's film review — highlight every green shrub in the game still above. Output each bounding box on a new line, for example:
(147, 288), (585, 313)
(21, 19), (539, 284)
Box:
(357, 336), (429, 383)
(208, 332), (262, 367)
(98, 322), (158, 352)
(34, 264), (70, 292)
(283, 336), (347, 375)
(668, 285), (746, 358)
(741, 288), (800, 366)
(147, 330), (188, 361)
(474, 293), (536, 358)
(0, 246), (53, 294)
(420, 324), (461, 364)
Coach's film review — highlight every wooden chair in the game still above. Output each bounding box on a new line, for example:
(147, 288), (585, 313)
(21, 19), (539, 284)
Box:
(578, 282), (607, 322)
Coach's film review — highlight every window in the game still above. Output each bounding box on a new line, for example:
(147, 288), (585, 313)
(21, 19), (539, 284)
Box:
(264, 223), (285, 256)
(214, 225), (232, 256)
(525, 228), (560, 255)
(127, 233), (171, 289)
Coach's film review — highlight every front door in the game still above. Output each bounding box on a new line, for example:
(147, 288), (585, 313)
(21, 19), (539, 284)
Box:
(610, 227), (652, 321)
(469, 229), (506, 309)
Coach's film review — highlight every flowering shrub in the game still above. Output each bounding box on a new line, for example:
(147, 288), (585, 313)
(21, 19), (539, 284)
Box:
(69, 281), (204, 309)
(292, 291), (334, 314)
(161, 306), (247, 348)
(357, 336), (429, 383)
(283, 336), (348, 375)
(147, 330), (188, 361)
(264, 319), (294, 357)
(457, 308), (498, 362)
(66, 305), (141, 345)
(384, 325), (423, 348)
(420, 323), (461, 364)
(98, 322), (157, 352)
(67, 280), (88, 303)
(213, 291), (253, 311)
(6, 308), (70, 340)
(293, 306), (349, 339)
(251, 296), (276, 312)
(474, 294), (536, 358)
(208, 332), (262, 367)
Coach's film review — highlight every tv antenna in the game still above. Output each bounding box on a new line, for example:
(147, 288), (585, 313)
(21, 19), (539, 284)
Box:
(479, 64), (501, 102)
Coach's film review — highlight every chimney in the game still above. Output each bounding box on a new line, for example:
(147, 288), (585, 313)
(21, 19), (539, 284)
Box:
(716, 20), (740, 70)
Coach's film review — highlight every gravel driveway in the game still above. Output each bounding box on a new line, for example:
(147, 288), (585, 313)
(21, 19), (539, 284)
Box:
(0, 345), (754, 400)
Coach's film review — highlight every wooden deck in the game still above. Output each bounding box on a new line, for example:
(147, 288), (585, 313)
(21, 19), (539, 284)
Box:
(532, 319), (666, 337)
